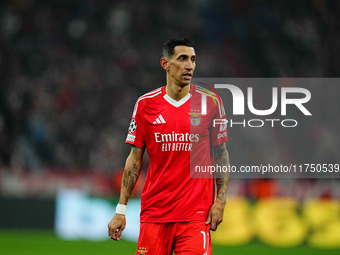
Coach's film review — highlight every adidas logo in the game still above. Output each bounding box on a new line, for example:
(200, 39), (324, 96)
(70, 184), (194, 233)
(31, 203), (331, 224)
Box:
(153, 114), (166, 124)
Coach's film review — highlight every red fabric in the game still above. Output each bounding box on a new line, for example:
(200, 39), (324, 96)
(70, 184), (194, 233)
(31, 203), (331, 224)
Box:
(136, 222), (212, 255)
(126, 84), (228, 223)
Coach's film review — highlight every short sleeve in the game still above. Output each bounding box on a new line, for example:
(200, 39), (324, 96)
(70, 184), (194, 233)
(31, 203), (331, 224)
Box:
(125, 100), (146, 149)
(211, 97), (228, 146)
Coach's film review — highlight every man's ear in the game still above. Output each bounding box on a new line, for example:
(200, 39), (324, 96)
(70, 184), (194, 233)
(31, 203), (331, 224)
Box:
(160, 58), (169, 71)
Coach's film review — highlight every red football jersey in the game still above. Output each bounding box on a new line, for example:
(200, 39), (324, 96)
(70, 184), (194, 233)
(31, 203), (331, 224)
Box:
(126, 84), (228, 223)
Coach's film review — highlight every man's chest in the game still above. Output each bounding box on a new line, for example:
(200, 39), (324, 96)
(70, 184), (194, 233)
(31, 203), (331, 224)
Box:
(142, 102), (214, 140)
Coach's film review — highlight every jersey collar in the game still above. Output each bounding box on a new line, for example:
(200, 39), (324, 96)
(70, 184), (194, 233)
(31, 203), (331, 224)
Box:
(163, 84), (194, 108)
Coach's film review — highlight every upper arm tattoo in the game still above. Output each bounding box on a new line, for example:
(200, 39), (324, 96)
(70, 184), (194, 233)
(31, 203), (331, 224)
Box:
(131, 145), (140, 152)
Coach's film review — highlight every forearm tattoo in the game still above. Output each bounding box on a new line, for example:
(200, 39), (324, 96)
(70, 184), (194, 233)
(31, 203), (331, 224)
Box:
(120, 145), (142, 204)
(214, 143), (230, 202)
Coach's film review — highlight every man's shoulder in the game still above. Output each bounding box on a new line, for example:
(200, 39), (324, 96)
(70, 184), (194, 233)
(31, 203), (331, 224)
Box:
(194, 84), (218, 99)
(194, 84), (223, 105)
(193, 84), (225, 117)
(137, 87), (163, 104)
(132, 87), (163, 117)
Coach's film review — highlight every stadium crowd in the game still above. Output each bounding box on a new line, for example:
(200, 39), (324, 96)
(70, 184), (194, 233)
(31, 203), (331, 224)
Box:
(0, 0), (339, 174)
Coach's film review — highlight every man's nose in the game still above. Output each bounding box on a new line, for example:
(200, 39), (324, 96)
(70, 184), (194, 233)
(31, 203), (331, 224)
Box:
(186, 61), (194, 70)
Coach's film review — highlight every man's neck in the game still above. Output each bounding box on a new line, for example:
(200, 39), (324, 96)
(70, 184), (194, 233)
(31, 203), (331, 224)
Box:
(165, 83), (190, 101)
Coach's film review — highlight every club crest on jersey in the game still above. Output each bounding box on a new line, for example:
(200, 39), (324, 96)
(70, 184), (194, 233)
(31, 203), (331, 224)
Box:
(129, 119), (137, 133)
(137, 246), (148, 254)
(189, 110), (201, 126)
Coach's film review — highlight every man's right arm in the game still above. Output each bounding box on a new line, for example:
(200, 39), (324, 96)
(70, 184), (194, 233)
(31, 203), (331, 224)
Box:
(108, 145), (144, 241)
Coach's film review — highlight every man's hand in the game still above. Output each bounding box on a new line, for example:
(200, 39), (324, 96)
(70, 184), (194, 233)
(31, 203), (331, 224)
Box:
(108, 214), (126, 241)
(205, 198), (226, 231)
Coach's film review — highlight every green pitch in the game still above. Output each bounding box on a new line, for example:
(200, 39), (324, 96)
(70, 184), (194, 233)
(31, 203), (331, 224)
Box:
(0, 229), (339, 255)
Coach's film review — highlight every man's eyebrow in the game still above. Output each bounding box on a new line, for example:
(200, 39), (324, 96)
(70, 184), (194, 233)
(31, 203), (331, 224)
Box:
(177, 54), (196, 58)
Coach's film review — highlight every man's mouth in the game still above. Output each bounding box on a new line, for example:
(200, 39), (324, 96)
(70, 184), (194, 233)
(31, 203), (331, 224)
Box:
(183, 73), (192, 80)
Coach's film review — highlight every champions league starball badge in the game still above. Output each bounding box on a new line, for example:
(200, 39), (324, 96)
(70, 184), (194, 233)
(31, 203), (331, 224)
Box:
(189, 110), (201, 126)
(129, 119), (137, 133)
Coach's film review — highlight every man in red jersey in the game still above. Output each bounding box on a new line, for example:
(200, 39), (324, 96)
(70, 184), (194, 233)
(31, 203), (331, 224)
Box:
(108, 39), (230, 254)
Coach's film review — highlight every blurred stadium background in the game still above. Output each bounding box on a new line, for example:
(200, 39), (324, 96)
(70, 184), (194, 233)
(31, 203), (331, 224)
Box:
(0, 0), (340, 254)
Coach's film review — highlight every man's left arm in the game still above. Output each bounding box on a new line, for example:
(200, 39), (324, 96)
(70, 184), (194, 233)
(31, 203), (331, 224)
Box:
(205, 142), (230, 231)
